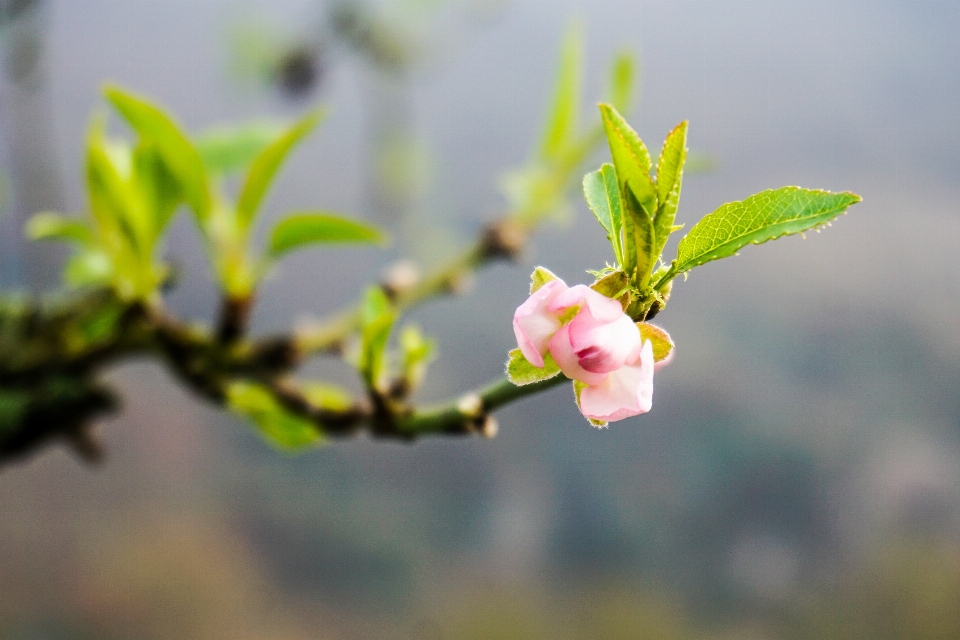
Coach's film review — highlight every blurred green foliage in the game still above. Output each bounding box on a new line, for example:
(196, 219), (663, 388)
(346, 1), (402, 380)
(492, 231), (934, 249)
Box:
(29, 88), (383, 304)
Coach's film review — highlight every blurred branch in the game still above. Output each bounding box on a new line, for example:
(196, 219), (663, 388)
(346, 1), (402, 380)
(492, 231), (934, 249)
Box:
(0, 30), (637, 465)
(292, 36), (633, 354)
(295, 217), (528, 354)
(0, 284), (568, 464)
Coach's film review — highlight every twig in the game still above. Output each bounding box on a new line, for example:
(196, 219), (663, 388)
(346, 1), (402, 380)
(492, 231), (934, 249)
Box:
(296, 218), (532, 355)
(397, 374), (567, 437)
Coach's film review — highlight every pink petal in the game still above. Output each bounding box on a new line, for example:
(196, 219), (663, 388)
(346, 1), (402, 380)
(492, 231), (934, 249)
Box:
(549, 323), (608, 385)
(549, 283), (641, 374)
(567, 310), (641, 374)
(513, 279), (567, 367)
(548, 284), (624, 322)
(579, 340), (655, 422)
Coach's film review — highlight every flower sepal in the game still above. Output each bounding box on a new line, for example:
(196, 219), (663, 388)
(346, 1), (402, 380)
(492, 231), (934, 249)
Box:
(637, 322), (674, 367)
(506, 348), (562, 386)
(589, 269), (632, 311)
(529, 266), (560, 294)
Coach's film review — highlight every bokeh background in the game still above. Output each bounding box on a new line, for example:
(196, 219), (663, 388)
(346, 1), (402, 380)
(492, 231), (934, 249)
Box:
(3, 0), (960, 638)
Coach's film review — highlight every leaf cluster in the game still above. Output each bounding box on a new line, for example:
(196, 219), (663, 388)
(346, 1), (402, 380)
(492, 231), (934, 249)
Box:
(500, 25), (636, 227)
(503, 109), (861, 427)
(23, 86), (392, 450)
(29, 87), (385, 305)
(12, 25), (610, 454)
(584, 105), (861, 321)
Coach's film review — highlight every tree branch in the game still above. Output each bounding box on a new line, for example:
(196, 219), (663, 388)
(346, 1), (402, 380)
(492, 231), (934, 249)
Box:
(0, 103), (605, 464)
(396, 374), (567, 437)
(295, 216), (532, 355)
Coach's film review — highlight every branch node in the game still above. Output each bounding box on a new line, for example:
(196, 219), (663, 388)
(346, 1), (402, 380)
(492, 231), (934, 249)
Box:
(250, 336), (302, 372)
(381, 260), (421, 302)
(456, 392), (483, 417)
(480, 219), (527, 261)
(217, 295), (254, 344)
(443, 272), (472, 296)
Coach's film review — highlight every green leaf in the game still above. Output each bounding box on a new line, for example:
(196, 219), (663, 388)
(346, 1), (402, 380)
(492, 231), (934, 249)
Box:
(656, 121), (688, 205)
(573, 381), (607, 428)
(399, 324), (435, 391)
(637, 322), (674, 364)
(583, 163), (624, 264)
(226, 381), (323, 450)
(673, 187), (862, 276)
(530, 266), (560, 294)
(103, 85), (211, 220)
(268, 212), (386, 258)
(77, 302), (126, 344)
(606, 51), (635, 115)
(623, 187), (658, 288)
(85, 129), (145, 255)
(236, 109), (326, 230)
(359, 287), (396, 390)
(540, 24), (582, 161)
(598, 103), (657, 216)
(506, 348), (561, 386)
(653, 121), (688, 258)
(132, 141), (182, 237)
(598, 104), (662, 287)
(64, 249), (112, 287)
(362, 285), (392, 322)
(196, 120), (287, 174)
(301, 382), (355, 413)
(25, 212), (95, 246)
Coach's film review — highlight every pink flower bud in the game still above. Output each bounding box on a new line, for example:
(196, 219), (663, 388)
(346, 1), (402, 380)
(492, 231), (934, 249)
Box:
(547, 285), (641, 384)
(512, 278), (664, 424)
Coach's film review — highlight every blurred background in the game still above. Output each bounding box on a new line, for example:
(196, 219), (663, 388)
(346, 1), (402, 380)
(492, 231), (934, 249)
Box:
(3, 0), (960, 638)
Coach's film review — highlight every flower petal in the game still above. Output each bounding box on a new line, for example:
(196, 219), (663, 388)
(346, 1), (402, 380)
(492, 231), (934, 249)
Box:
(568, 310), (641, 374)
(513, 278), (567, 367)
(549, 323), (608, 385)
(578, 340), (655, 422)
(549, 284), (641, 374)
(548, 284), (624, 322)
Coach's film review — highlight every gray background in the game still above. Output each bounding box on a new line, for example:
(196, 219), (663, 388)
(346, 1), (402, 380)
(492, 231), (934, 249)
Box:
(2, 1), (959, 638)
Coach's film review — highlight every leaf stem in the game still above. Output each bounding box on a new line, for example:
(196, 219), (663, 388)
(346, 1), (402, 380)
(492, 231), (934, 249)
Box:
(652, 264), (678, 292)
